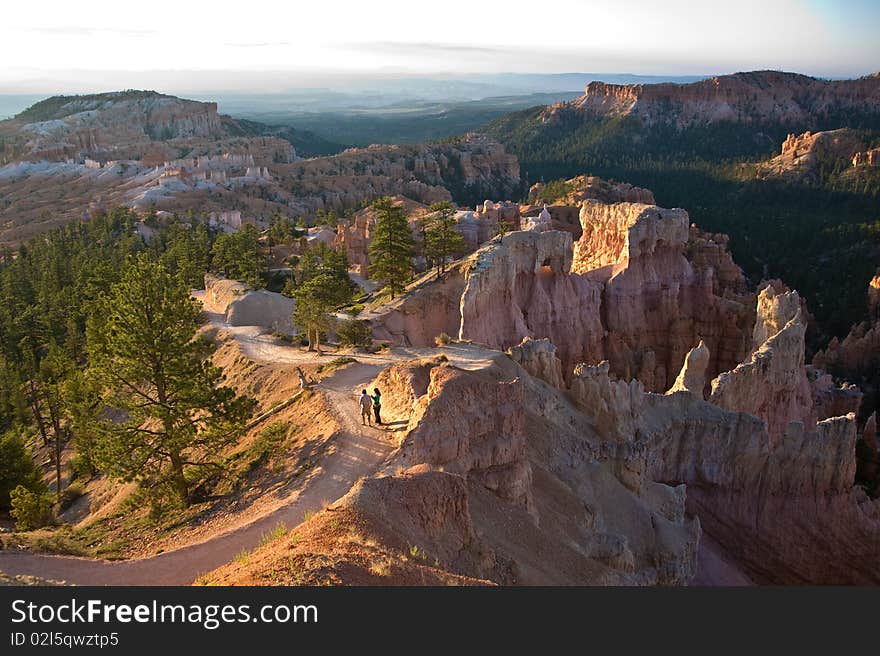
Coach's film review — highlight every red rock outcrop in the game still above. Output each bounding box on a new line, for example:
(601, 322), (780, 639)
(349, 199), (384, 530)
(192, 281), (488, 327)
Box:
(457, 230), (605, 378)
(374, 198), (754, 392)
(399, 364), (533, 511)
(554, 71), (880, 128)
(757, 129), (866, 182)
(365, 354), (700, 585)
(813, 272), (880, 380)
(646, 391), (880, 584)
(576, 201), (753, 390)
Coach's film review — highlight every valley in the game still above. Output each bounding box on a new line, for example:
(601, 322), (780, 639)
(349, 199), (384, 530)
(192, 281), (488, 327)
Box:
(1, 69), (879, 589)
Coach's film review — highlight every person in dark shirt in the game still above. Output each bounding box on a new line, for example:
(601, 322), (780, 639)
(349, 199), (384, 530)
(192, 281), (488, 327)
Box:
(371, 387), (382, 425)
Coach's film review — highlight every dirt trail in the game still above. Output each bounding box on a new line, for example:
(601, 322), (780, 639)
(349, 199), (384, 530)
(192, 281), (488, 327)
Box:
(0, 363), (394, 586)
(0, 311), (497, 586)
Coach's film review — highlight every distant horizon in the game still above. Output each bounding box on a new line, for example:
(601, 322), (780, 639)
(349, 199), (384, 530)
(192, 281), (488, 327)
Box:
(2, 0), (878, 95)
(0, 67), (875, 100)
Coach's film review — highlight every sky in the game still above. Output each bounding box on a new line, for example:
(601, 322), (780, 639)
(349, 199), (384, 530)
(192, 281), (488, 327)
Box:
(0, 0), (877, 93)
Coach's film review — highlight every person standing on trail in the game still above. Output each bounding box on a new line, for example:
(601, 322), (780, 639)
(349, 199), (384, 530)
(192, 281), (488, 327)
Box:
(371, 387), (383, 425)
(359, 389), (372, 426)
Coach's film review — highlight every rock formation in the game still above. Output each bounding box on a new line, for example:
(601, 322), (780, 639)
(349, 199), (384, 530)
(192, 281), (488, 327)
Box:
(204, 274), (296, 334)
(373, 197), (755, 391)
(0, 95), (520, 246)
(646, 391), (880, 584)
(852, 148), (880, 168)
(549, 71), (880, 128)
(666, 340), (709, 396)
(757, 129), (868, 182)
(507, 337), (565, 388)
(456, 230), (605, 378)
(574, 201), (753, 390)
(520, 205), (552, 232)
(709, 285), (815, 442)
(356, 353), (700, 585)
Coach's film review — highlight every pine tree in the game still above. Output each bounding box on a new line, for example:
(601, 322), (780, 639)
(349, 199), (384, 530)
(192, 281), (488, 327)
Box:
(210, 224), (265, 287)
(420, 201), (465, 280)
(368, 197), (415, 299)
(86, 255), (253, 506)
(292, 244), (354, 352)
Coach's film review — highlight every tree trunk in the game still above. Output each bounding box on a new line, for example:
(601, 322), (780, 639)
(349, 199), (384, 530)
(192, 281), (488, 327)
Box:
(169, 451), (188, 504)
(28, 385), (49, 448)
(47, 401), (64, 503)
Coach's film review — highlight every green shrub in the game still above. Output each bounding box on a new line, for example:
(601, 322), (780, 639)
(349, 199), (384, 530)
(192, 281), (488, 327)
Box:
(337, 319), (373, 348)
(10, 485), (54, 530)
(59, 482), (85, 511)
(69, 453), (97, 482)
(317, 357), (357, 373)
(345, 304), (365, 316)
(0, 430), (43, 510)
(435, 332), (451, 346)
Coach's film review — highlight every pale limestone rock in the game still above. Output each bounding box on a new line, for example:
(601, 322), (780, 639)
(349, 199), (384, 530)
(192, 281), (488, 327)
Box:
(457, 230), (604, 380)
(204, 273), (296, 334)
(709, 310), (814, 444)
(667, 340), (709, 396)
(507, 336), (564, 388)
(752, 283), (802, 350)
(569, 360), (645, 444)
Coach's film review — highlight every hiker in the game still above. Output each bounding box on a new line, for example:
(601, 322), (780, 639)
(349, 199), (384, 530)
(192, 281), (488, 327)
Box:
(359, 389), (372, 426)
(371, 387), (383, 425)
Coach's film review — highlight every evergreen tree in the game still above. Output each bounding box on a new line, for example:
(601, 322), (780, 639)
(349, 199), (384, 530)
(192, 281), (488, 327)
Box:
(210, 224), (266, 287)
(86, 255), (253, 506)
(0, 429), (44, 510)
(420, 201), (465, 279)
(292, 244), (354, 352)
(368, 197), (415, 299)
(38, 344), (72, 502)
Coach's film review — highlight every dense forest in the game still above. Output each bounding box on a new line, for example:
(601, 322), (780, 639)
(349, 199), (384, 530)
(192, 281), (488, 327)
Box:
(488, 109), (880, 342)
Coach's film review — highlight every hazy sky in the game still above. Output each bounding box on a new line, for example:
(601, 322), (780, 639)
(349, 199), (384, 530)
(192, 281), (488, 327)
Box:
(1, 0), (877, 92)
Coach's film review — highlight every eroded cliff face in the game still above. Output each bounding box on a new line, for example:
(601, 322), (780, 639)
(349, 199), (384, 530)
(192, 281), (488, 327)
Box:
(2, 91), (226, 162)
(373, 198), (754, 392)
(646, 392), (880, 584)
(502, 319), (880, 583)
(556, 71), (880, 128)
(757, 129), (867, 182)
(457, 230), (605, 380)
(357, 354), (699, 585)
(710, 285), (815, 443)
(283, 134), (520, 216)
(814, 272), (880, 380)
(576, 201), (753, 391)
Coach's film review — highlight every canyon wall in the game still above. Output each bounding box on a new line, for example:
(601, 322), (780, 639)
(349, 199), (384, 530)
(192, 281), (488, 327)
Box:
(557, 71), (880, 127)
(373, 197), (755, 392)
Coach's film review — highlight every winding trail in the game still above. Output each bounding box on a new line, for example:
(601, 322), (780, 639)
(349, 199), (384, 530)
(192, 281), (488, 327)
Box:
(0, 363), (394, 585)
(0, 307), (496, 586)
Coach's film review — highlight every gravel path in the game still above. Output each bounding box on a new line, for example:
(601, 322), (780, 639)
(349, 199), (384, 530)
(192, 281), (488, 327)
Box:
(0, 307), (497, 586)
(0, 363), (396, 585)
